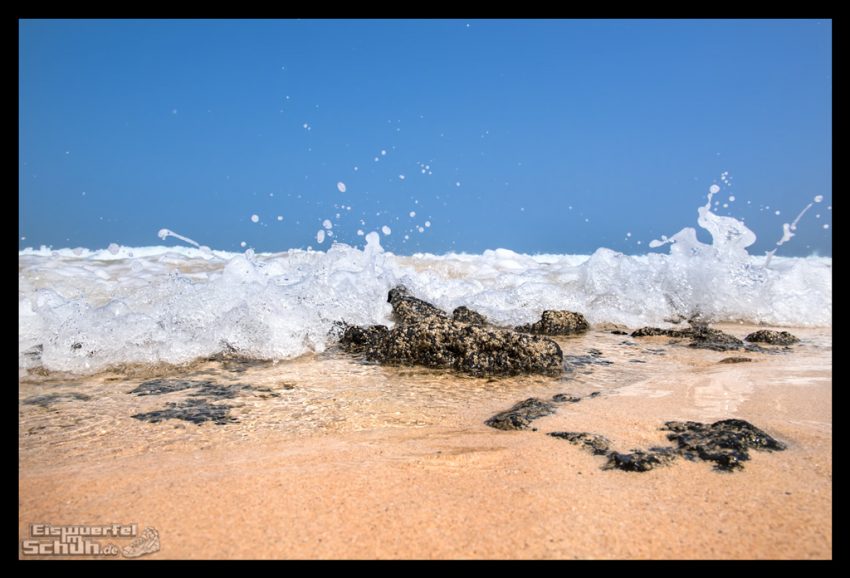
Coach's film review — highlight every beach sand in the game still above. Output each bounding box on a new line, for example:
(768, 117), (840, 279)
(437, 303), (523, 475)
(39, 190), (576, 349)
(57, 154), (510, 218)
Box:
(19, 325), (831, 559)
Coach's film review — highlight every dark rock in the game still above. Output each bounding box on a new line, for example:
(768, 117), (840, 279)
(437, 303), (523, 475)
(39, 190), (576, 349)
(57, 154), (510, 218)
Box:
(631, 327), (694, 338)
(719, 357), (752, 364)
(552, 393), (582, 403)
(549, 432), (611, 455)
(612, 330), (628, 335)
(451, 306), (487, 325)
(129, 379), (206, 396)
(745, 330), (800, 346)
(663, 419), (786, 471)
(632, 326), (742, 351)
(132, 399), (235, 425)
(387, 285), (447, 323)
(688, 328), (744, 351)
(189, 382), (279, 400)
(484, 398), (556, 431)
(339, 286), (563, 376)
(516, 310), (589, 336)
(563, 351), (613, 374)
(22, 392), (91, 408)
(130, 379), (278, 399)
(544, 418), (784, 473)
(337, 324), (390, 358)
(603, 448), (678, 472)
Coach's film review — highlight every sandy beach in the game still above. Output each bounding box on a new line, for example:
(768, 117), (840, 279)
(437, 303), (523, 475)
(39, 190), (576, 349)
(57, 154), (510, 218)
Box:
(19, 325), (831, 559)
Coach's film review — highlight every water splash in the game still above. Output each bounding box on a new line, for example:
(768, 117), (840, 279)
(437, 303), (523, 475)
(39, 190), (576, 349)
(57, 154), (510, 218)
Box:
(764, 195), (824, 267)
(157, 228), (201, 248)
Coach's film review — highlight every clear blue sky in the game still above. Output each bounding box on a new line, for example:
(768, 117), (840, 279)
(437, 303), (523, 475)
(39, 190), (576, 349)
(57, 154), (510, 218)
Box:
(19, 19), (832, 256)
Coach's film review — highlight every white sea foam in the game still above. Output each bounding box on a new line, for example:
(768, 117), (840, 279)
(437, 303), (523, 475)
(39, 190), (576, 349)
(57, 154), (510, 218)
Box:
(18, 182), (831, 374)
(19, 239), (831, 374)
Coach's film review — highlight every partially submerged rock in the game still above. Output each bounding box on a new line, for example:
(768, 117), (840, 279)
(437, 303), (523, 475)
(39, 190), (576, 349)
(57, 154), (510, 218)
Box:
(130, 379), (203, 396)
(718, 357), (752, 364)
(631, 326), (743, 351)
(547, 419), (785, 473)
(688, 328), (744, 352)
(131, 399), (235, 425)
(745, 330), (800, 346)
(388, 285), (446, 323)
(484, 398), (556, 430)
(631, 327), (693, 338)
(603, 448), (678, 472)
(451, 306), (487, 325)
(549, 432), (611, 455)
(516, 310), (589, 336)
(551, 393), (582, 403)
(339, 286), (564, 376)
(22, 392), (91, 408)
(663, 419), (787, 472)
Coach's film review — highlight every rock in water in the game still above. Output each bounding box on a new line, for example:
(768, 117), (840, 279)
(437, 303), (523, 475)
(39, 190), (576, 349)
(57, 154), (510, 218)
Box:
(688, 327), (744, 351)
(663, 419), (787, 471)
(744, 330), (800, 346)
(339, 286), (563, 376)
(549, 432), (611, 455)
(516, 310), (589, 335)
(451, 306), (487, 325)
(387, 285), (447, 323)
(603, 448), (678, 472)
(548, 419), (785, 473)
(718, 357), (752, 364)
(631, 325), (743, 351)
(485, 398), (557, 430)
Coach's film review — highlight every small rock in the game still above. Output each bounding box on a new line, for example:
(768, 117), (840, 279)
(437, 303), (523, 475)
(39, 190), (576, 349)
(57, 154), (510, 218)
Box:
(663, 419), (786, 471)
(552, 393), (582, 403)
(22, 392), (91, 408)
(451, 306), (488, 325)
(484, 398), (556, 431)
(131, 399), (236, 425)
(549, 432), (611, 455)
(718, 357), (752, 364)
(603, 448), (678, 472)
(516, 310), (589, 336)
(745, 330), (800, 346)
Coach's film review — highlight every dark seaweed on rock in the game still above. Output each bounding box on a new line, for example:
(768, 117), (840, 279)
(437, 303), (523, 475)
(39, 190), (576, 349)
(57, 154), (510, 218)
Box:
(339, 286), (564, 376)
(484, 398), (556, 431)
(515, 310), (590, 336)
(744, 330), (800, 346)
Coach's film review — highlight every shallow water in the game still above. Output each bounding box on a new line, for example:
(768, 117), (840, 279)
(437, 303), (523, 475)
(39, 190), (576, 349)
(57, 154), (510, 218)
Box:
(19, 325), (831, 466)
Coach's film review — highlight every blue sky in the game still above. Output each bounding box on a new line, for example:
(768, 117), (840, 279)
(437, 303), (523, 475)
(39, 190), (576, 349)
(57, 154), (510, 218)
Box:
(19, 19), (832, 256)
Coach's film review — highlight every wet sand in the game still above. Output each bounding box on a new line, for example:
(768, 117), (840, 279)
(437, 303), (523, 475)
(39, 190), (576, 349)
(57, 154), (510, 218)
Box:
(19, 325), (831, 559)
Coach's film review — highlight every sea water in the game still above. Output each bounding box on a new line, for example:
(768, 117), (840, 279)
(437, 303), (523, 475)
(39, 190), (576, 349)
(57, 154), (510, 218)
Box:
(19, 184), (831, 375)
